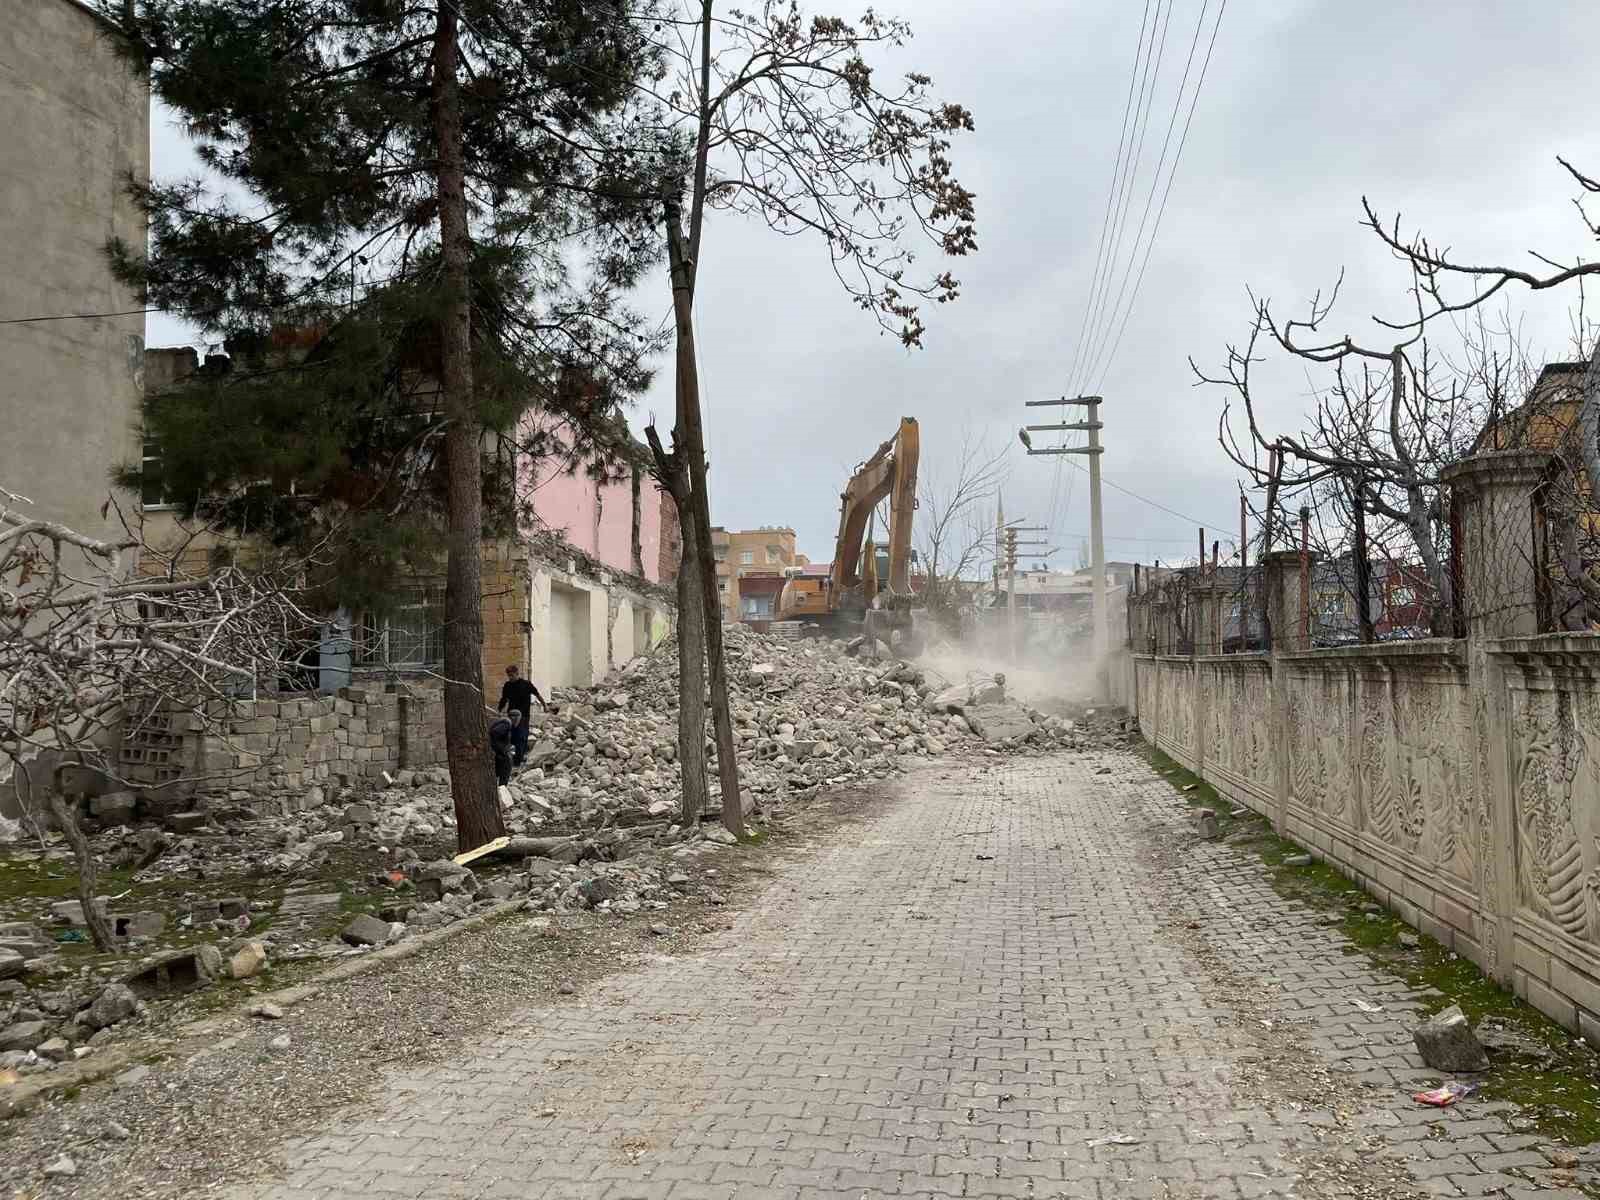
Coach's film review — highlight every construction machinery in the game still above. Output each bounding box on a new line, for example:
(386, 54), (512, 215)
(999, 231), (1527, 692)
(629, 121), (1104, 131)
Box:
(776, 416), (923, 655)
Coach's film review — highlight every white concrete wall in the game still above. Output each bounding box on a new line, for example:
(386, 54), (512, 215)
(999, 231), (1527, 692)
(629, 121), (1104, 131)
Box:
(1, 0), (149, 541)
(527, 560), (671, 695)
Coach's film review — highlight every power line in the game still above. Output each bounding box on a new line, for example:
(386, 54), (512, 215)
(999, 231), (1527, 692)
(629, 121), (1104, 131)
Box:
(0, 307), (160, 326)
(1092, 0), (1227, 392)
(1073, 0), (1174, 397)
(1062, 0), (1154, 399)
(1082, 0), (1217, 387)
(1055, 452), (1233, 531)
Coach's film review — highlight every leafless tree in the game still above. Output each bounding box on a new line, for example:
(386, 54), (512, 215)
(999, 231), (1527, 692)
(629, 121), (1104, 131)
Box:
(1350, 159), (1600, 624)
(1, 487), (316, 952)
(642, 0), (977, 831)
(916, 431), (1007, 634)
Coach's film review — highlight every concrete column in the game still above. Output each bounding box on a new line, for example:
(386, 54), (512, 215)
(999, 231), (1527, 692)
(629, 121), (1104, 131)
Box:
(1151, 601), (1172, 655)
(1262, 548), (1321, 652)
(1190, 581), (1225, 656)
(1442, 450), (1555, 987)
(1441, 450), (1556, 639)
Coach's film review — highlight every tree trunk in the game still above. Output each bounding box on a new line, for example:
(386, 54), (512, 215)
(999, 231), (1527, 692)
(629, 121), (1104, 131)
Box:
(432, 6), (504, 853)
(49, 792), (115, 953)
(675, 489), (710, 823)
(663, 195), (744, 836)
(630, 465), (644, 578)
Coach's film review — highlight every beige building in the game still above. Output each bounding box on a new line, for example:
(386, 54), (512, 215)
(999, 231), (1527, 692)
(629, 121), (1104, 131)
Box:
(710, 526), (806, 622)
(1, 0), (149, 543)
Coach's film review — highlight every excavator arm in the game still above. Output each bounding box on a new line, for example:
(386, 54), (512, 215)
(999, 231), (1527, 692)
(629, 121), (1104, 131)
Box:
(831, 417), (919, 612)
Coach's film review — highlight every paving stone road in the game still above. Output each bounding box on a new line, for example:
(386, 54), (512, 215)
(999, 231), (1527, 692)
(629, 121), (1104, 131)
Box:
(233, 750), (1593, 1200)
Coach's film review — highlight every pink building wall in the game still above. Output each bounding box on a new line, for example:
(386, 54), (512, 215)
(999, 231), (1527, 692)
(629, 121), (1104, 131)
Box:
(522, 421), (663, 584)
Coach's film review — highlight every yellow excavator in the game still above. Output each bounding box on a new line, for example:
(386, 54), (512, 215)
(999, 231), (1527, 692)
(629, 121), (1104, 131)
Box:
(776, 416), (923, 655)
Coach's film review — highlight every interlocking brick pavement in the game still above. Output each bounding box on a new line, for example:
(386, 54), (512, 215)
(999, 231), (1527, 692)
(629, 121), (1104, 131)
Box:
(228, 751), (1590, 1199)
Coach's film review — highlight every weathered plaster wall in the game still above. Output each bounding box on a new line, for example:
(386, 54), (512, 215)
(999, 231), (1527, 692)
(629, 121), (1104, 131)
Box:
(0, 0), (149, 541)
(522, 419), (664, 583)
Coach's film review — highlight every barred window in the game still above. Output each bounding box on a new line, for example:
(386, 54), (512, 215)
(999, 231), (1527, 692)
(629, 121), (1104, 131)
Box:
(355, 587), (445, 669)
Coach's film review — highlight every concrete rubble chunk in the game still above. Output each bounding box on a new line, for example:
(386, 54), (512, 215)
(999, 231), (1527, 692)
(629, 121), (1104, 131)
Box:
(0, 1020), (49, 1052)
(229, 941), (268, 979)
(42, 1155), (77, 1178)
(1195, 810), (1220, 840)
(340, 913), (391, 947)
(1413, 1004), (1489, 1072)
(36, 1036), (70, 1062)
(124, 945), (223, 999)
(85, 982), (139, 1029)
(167, 811), (208, 834)
(248, 1002), (285, 1020)
(0, 948), (24, 980)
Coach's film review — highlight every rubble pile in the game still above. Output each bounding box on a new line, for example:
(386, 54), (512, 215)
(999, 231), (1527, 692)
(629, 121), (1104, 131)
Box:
(1, 625), (1110, 1075)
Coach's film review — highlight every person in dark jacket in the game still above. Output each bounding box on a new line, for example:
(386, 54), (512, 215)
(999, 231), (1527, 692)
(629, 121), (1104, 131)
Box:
(489, 709), (518, 786)
(497, 665), (546, 767)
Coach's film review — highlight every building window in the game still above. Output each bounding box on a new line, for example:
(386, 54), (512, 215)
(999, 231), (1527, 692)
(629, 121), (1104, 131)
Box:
(717, 581), (728, 594)
(1391, 584), (1416, 608)
(355, 587), (445, 669)
(140, 440), (173, 509)
(713, 546), (727, 561)
(740, 550), (754, 565)
(766, 548), (780, 564)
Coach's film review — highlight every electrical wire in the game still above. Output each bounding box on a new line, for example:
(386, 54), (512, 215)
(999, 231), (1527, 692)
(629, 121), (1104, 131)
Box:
(0, 307), (160, 326)
(1073, 0), (1175, 396)
(1082, 0), (1217, 387)
(1055, 452), (1233, 531)
(1091, 0), (1227, 393)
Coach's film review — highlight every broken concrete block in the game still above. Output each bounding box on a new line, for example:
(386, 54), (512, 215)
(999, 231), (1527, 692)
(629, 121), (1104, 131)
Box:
(1283, 853), (1313, 867)
(229, 941), (268, 980)
(218, 897), (250, 920)
(113, 912), (165, 940)
(339, 913), (391, 947)
(1195, 810), (1220, 840)
(36, 1036), (71, 1062)
(343, 803), (375, 826)
(1413, 1004), (1489, 1072)
(124, 945), (223, 999)
(50, 899), (108, 927)
(0, 949), (24, 981)
(85, 982), (139, 1030)
(167, 811), (208, 834)
(248, 1002), (284, 1020)
(89, 790), (138, 825)
(0, 1020), (49, 1051)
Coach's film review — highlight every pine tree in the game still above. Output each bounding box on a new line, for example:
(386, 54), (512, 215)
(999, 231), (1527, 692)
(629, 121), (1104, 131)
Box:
(105, 0), (671, 850)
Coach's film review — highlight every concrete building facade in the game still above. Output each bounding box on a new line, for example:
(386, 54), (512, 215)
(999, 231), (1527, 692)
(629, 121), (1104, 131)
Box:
(711, 526), (806, 622)
(1, 0), (149, 542)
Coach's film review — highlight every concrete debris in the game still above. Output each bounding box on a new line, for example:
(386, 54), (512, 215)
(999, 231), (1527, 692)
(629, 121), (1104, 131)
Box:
(0, 1020), (49, 1051)
(248, 1002), (285, 1020)
(229, 941), (268, 979)
(339, 913), (391, 947)
(84, 982), (139, 1030)
(269, 1033), (292, 1051)
(1195, 810), (1220, 840)
(42, 1154), (77, 1178)
(1413, 1004), (1490, 1072)
(1283, 853), (1313, 867)
(0, 624), (1127, 1071)
(124, 945), (222, 999)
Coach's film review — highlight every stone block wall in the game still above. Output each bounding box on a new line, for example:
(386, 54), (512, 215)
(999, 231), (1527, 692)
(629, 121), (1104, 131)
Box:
(119, 685), (446, 805)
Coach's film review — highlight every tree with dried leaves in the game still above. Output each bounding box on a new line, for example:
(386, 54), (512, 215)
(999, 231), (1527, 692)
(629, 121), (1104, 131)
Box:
(1, 488), (316, 952)
(641, 0), (977, 829)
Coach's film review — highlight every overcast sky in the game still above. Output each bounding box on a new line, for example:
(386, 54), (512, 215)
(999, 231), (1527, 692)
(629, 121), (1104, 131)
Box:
(147, 0), (1600, 572)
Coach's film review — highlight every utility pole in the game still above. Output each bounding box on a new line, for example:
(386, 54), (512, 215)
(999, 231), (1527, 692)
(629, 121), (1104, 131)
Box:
(1022, 395), (1106, 683)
